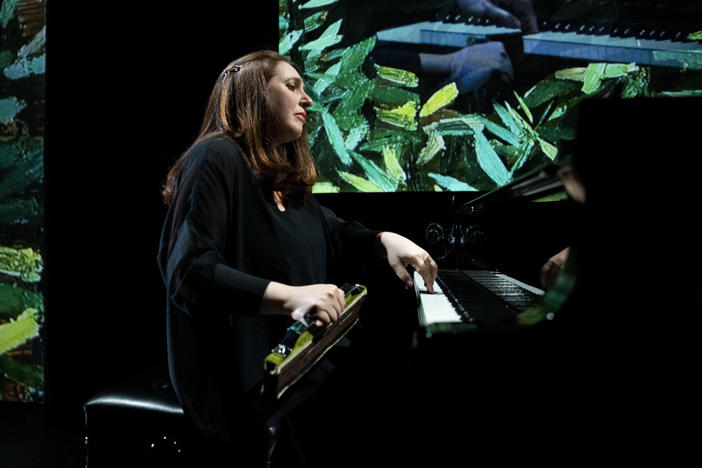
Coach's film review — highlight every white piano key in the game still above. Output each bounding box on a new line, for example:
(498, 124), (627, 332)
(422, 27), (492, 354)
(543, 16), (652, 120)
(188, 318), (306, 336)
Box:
(377, 21), (434, 44)
(419, 292), (461, 324)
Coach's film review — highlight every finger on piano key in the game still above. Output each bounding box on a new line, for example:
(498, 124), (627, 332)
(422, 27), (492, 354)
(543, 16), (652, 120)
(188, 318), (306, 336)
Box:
(413, 270), (442, 294)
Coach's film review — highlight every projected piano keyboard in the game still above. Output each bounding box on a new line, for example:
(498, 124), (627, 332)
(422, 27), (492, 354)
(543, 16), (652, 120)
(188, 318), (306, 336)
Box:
(414, 269), (544, 335)
(376, 21), (702, 69)
(523, 31), (702, 70)
(377, 20), (520, 47)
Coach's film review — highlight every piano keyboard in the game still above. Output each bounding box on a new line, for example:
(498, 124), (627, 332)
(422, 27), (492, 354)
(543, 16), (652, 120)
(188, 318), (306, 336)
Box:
(376, 21), (702, 70)
(523, 31), (702, 70)
(376, 21), (520, 48)
(414, 269), (544, 336)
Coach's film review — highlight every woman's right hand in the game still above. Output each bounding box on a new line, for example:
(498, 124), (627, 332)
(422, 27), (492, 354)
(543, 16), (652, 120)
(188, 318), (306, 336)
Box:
(260, 282), (345, 326)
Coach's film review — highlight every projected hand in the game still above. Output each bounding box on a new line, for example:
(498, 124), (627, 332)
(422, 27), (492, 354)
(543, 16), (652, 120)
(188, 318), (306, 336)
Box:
(456, 0), (538, 33)
(376, 232), (438, 294)
(444, 41), (513, 93)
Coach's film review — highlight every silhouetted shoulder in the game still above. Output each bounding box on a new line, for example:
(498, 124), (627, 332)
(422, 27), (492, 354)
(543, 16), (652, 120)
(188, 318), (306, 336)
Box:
(186, 135), (250, 176)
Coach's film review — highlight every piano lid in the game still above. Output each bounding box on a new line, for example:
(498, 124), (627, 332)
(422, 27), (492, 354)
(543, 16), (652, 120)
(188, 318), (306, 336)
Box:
(456, 158), (569, 216)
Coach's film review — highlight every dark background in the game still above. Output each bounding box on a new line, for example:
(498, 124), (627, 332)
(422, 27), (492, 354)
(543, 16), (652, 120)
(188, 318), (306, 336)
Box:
(43, 1), (280, 406)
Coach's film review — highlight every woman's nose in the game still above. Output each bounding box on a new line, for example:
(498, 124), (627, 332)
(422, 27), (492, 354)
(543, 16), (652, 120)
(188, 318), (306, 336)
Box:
(300, 91), (313, 108)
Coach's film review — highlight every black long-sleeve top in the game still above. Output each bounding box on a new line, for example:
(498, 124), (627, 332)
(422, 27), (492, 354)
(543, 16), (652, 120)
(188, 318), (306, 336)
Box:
(157, 135), (379, 441)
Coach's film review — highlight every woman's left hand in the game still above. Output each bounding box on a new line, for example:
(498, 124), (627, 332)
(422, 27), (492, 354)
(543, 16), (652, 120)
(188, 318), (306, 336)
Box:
(376, 232), (438, 293)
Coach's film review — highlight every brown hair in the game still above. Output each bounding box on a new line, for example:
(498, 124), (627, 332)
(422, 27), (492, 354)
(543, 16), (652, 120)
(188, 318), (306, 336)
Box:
(162, 50), (316, 205)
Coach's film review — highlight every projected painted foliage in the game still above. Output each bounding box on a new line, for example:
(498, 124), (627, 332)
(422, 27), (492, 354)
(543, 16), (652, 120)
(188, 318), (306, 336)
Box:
(279, 0), (702, 193)
(0, 0), (45, 402)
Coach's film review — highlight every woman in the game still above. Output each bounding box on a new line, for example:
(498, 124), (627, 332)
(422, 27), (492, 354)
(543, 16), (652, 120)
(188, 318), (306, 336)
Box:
(157, 50), (437, 466)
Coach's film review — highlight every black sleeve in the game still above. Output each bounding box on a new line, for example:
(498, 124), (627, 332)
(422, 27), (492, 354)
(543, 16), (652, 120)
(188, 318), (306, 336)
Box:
(161, 140), (269, 319)
(320, 204), (381, 262)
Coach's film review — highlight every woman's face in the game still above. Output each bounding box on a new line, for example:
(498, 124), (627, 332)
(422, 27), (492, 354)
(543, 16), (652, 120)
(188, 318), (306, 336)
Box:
(266, 61), (313, 146)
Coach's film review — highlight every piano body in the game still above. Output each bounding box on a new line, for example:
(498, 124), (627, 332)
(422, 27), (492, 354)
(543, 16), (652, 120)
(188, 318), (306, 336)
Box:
(399, 97), (702, 466)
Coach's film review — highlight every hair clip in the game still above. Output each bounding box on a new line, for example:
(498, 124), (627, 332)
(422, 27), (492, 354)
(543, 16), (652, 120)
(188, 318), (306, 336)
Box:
(223, 64), (242, 77)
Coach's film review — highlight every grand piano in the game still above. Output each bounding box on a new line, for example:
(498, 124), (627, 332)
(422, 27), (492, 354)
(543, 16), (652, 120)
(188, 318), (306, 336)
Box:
(397, 97), (702, 466)
(302, 97), (700, 466)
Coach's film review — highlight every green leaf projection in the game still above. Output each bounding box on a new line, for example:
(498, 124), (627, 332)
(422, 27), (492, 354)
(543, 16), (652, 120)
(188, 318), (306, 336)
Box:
(279, 0), (702, 193)
(0, 1), (45, 402)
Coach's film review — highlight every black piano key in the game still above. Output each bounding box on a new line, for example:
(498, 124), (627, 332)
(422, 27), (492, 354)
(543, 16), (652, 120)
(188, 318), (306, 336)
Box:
(435, 276), (475, 323)
(656, 29), (672, 40)
(672, 31), (686, 42)
(540, 19), (554, 31)
(462, 271), (542, 312)
(539, 1), (702, 39)
(594, 25), (608, 36)
(435, 270), (544, 330)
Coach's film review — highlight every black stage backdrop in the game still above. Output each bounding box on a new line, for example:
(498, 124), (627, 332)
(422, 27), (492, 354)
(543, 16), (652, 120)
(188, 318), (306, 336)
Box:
(44, 1), (278, 406)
